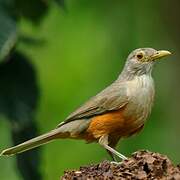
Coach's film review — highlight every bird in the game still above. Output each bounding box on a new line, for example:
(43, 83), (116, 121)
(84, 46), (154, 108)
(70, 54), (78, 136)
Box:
(0, 48), (171, 161)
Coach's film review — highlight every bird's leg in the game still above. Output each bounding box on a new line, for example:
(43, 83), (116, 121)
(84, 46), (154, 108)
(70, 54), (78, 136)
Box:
(106, 149), (118, 162)
(99, 135), (128, 160)
(106, 147), (123, 164)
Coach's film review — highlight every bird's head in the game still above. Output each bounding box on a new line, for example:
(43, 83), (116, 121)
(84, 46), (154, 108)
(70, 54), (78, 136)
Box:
(120, 48), (171, 80)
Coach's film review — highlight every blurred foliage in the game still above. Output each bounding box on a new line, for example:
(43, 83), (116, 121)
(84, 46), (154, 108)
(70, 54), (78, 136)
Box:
(0, 51), (41, 180)
(14, 0), (49, 23)
(0, 0), (64, 61)
(0, 0), (180, 180)
(0, 0), (64, 180)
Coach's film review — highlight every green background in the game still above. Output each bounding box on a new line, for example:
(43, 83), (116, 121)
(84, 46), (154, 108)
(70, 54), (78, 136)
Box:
(0, 1), (180, 179)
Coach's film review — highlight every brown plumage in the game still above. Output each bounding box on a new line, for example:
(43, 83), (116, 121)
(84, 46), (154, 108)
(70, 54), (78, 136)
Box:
(0, 48), (171, 161)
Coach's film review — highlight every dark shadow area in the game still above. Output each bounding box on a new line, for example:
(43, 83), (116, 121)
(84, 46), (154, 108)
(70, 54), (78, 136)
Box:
(0, 51), (41, 180)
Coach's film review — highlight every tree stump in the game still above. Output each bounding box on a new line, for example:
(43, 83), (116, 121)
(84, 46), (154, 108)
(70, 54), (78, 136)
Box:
(61, 150), (180, 180)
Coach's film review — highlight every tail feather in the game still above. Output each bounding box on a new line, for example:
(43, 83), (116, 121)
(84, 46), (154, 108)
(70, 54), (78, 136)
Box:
(0, 128), (68, 156)
(1, 119), (91, 156)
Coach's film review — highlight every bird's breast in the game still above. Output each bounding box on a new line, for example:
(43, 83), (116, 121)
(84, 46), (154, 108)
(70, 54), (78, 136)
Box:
(124, 75), (155, 127)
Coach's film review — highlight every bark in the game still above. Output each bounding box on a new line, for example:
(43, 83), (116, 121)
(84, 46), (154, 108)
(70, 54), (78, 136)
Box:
(61, 150), (180, 180)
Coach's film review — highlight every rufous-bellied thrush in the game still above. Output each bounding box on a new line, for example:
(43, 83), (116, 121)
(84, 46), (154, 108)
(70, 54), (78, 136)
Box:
(1, 48), (171, 161)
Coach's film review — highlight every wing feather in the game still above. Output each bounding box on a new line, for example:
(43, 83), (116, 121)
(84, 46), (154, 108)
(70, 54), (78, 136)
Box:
(58, 82), (128, 127)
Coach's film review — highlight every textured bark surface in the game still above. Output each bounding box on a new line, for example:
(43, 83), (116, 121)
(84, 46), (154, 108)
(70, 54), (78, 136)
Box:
(61, 150), (180, 180)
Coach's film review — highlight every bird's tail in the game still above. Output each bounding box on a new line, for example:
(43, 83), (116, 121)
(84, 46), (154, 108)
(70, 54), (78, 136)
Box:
(1, 119), (91, 156)
(0, 128), (68, 156)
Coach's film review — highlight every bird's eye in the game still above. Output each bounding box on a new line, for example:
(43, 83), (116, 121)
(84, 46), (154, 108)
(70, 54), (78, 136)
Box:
(136, 52), (144, 60)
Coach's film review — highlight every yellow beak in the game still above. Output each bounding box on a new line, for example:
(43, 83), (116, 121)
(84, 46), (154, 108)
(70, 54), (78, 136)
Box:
(151, 50), (172, 61)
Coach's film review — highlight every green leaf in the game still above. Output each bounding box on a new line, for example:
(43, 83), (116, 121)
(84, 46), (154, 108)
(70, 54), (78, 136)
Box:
(0, 11), (17, 62)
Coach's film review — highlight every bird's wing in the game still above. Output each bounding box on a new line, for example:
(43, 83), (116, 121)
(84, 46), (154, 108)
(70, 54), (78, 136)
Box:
(58, 82), (128, 127)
